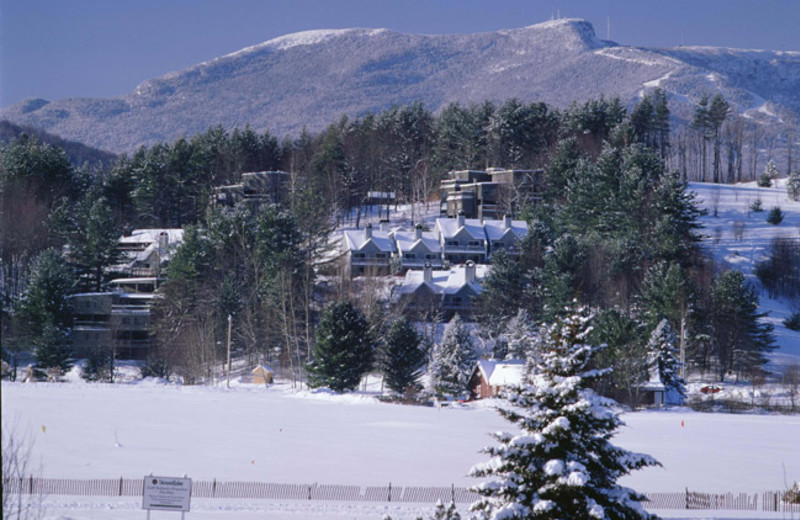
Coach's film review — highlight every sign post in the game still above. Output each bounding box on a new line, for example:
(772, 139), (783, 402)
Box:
(142, 476), (192, 519)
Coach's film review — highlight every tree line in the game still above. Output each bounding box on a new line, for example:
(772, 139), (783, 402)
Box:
(1, 90), (784, 399)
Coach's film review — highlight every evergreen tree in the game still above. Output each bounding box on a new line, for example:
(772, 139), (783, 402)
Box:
(640, 261), (693, 332)
(16, 248), (76, 372)
(470, 309), (660, 520)
(478, 250), (530, 332)
(58, 195), (122, 292)
(379, 316), (426, 394)
(647, 319), (685, 400)
(590, 308), (649, 407)
(307, 301), (374, 392)
(710, 270), (776, 381)
(1, 136), (77, 306)
(429, 314), (478, 398)
(500, 309), (535, 360)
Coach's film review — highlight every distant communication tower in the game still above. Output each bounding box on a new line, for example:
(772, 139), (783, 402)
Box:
(607, 17), (611, 40)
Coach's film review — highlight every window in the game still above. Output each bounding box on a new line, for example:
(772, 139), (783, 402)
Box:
(353, 252), (366, 259)
(468, 240), (481, 247)
(447, 240), (459, 246)
(375, 253), (387, 259)
(404, 253), (416, 259)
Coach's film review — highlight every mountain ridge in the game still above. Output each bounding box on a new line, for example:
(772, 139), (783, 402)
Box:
(2, 18), (798, 153)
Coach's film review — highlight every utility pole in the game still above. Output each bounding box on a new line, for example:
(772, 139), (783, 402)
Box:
(226, 314), (232, 388)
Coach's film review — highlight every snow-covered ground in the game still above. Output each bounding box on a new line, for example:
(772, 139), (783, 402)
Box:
(690, 179), (800, 369)
(2, 380), (799, 519)
(3, 179), (799, 520)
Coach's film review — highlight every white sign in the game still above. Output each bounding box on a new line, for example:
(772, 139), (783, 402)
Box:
(142, 476), (192, 512)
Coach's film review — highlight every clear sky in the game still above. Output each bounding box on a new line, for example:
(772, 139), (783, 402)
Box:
(1, 0), (799, 109)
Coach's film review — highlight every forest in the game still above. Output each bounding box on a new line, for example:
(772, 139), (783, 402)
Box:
(2, 90), (795, 407)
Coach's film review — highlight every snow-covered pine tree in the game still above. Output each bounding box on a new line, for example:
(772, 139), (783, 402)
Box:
(647, 319), (686, 401)
(429, 314), (477, 398)
(500, 308), (535, 360)
(470, 308), (660, 520)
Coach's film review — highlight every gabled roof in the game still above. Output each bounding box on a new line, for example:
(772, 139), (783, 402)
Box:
(484, 219), (528, 242)
(342, 229), (396, 253)
(392, 264), (489, 298)
(475, 359), (525, 387)
(391, 229), (441, 255)
(115, 229), (185, 269)
(435, 217), (486, 241)
(442, 264), (488, 295)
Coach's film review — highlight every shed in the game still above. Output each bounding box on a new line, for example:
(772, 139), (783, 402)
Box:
(638, 362), (666, 406)
(468, 359), (525, 400)
(252, 365), (274, 385)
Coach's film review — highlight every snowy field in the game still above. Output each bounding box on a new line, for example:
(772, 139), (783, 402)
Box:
(3, 180), (800, 520)
(2, 380), (799, 520)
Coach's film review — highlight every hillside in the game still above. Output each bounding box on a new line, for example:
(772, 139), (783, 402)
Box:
(0, 120), (117, 166)
(2, 18), (798, 153)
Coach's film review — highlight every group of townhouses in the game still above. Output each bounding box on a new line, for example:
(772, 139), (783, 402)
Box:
(341, 213), (529, 277)
(69, 229), (184, 361)
(340, 213), (528, 318)
(68, 168), (534, 362)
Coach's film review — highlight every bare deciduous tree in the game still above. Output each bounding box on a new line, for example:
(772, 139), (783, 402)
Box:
(2, 419), (44, 520)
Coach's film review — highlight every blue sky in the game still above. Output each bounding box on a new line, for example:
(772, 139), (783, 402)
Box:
(1, 0), (799, 108)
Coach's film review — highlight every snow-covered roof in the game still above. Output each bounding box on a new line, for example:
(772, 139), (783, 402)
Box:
(342, 228), (396, 253)
(442, 264), (488, 295)
(114, 229), (185, 269)
(391, 229), (441, 254)
(119, 229), (184, 246)
(435, 217), (486, 241)
(484, 218), (528, 241)
(109, 277), (159, 284)
(475, 359), (525, 387)
(393, 264), (489, 297)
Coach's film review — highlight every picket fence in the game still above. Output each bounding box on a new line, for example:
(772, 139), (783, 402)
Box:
(4, 477), (800, 513)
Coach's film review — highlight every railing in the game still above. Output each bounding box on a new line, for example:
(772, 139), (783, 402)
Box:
(351, 258), (391, 265)
(4, 478), (800, 512)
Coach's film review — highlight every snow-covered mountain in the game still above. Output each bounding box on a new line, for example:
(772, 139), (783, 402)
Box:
(2, 18), (798, 153)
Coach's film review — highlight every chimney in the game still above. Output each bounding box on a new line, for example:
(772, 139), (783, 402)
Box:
(415, 224), (423, 240)
(457, 210), (465, 228)
(504, 215), (511, 230)
(365, 223), (373, 239)
(423, 262), (432, 284)
(158, 231), (168, 251)
(465, 260), (476, 283)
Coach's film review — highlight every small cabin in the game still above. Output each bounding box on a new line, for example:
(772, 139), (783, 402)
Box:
(468, 360), (525, 400)
(252, 365), (274, 385)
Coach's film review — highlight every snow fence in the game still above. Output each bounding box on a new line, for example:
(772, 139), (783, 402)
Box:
(4, 477), (800, 513)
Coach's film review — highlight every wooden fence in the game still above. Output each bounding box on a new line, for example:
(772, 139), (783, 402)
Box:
(4, 477), (800, 513)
